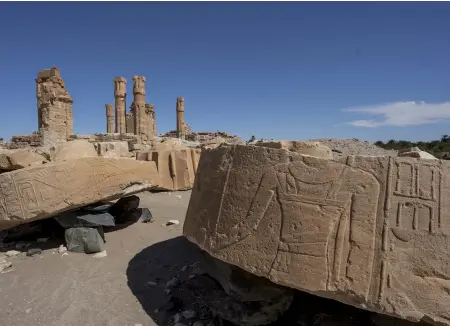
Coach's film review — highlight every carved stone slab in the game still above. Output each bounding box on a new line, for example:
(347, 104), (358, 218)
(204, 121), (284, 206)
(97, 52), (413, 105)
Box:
(0, 157), (160, 230)
(183, 144), (450, 325)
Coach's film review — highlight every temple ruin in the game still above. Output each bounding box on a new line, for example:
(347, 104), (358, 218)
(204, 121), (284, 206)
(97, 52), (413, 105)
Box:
(113, 77), (127, 134)
(36, 67), (74, 145)
(105, 104), (114, 133)
(176, 97), (185, 139)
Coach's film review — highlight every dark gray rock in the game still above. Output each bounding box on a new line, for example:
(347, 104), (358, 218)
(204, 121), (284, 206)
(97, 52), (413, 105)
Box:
(65, 227), (105, 254)
(55, 211), (115, 228)
(26, 248), (42, 257)
(109, 195), (140, 224)
(138, 208), (153, 223)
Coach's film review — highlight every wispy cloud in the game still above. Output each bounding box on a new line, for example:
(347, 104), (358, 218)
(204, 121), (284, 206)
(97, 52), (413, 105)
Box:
(342, 101), (450, 127)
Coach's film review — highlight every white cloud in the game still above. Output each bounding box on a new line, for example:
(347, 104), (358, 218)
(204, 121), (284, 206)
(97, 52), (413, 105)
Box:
(342, 101), (450, 127)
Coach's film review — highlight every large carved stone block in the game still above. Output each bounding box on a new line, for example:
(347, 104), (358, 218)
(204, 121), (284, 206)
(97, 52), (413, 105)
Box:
(137, 148), (201, 191)
(183, 144), (450, 325)
(0, 157), (160, 230)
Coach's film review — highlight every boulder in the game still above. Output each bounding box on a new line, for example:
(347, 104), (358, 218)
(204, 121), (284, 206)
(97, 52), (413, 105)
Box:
(254, 140), (333, 159)
(137, 148), (201, 191)
(398, 147), (437, 160)
(0, 150), (47, 171)
(50, 140), (97, 162)
(183, 144), (450, 325)
(0, 157), (160, 230)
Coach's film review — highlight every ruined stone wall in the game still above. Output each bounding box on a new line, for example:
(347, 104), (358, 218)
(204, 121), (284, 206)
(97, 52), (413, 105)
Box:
(36, 67), (73, 145)
(105, 104), (114, 133)
(145, 103), (157, 139)
(126, 111), (135, 134)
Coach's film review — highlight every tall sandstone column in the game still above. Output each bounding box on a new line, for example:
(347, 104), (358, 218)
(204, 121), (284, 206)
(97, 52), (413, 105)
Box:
(147, 103), (157, 138)
(176, 97), (185, 139)
(113, 77), (127, 134)
(36, 67), (74, 145)
(105, 104), (114, 133)
(132, 75), (148, 140)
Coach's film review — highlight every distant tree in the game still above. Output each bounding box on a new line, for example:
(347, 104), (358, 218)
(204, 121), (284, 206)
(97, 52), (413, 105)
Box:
(248, 135), (256, 143)
(441, 135), (450, 143)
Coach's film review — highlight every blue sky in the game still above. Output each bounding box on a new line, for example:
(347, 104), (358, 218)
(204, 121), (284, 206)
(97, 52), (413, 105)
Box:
(1, 2), (450, 142)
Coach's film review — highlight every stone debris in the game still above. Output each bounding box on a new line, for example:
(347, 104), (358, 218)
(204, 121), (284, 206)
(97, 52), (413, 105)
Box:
(65, 227), (105, 254)
(58, 245), (67, 254)
(92, 250), (107, 258)
(26, 248), (42, 257)
(0, 156), (159, 230)
(137, 148), (201, 191)
(0, 150), (47, 171)
(49, 140), (97, 162)
(0, 259), (12, 273)
(184, 143), (450, 325)
(137, 208), (153, 223)
(4, 250), (20, 257)
(398, 147), (437, 159)
(37, 237), (49, 243)
(166, 220), (180, 226)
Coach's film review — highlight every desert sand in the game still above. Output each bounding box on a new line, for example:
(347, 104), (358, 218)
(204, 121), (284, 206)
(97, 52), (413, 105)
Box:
(0, 190), (200, 326)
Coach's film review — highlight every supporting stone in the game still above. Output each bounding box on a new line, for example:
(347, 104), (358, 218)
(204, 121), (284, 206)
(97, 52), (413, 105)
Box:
(176, 97), (185, 139)
(113, 77), (127, 134)
(105, 104), (114, 133)
(36, 67), (74, 145)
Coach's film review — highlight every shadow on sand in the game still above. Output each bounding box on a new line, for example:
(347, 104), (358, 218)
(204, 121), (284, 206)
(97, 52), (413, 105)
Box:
(126, 236), (202, 326)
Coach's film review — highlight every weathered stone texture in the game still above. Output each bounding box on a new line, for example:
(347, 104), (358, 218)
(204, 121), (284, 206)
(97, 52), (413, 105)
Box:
(126, 110), (135, 134)
(184, 144), (450, 325)
(0, 157), (160, 230)
(0, 150), (47, 171)
(94, 141), (131, 158)
(176, 97), (185, 139)
(254, 140), (333, 159)
(132, 76), (148, 140)
(36, 67), (73, 145)
(114, 77), (127, 134)
(49, 140), (97, 162)
(105, 104), (114, 133)
(137, 148), (201, 191)
(398, 147), (437, 160)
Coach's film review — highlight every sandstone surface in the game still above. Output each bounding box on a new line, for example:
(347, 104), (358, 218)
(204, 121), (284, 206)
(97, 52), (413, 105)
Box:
(137, 148), (201, 191)
(398, 147), (437, 160)
(94, 141), (131, 158)
(183, 144), (450, 325)
(0, 157), (160, 230)
(254, 140), (333, 159)
(0, 150), (47, 171)
(49, 140), (97, 162)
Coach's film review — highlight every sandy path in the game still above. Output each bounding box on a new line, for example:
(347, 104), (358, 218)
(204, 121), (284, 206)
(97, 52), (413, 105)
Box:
(0, 190), (199, 326)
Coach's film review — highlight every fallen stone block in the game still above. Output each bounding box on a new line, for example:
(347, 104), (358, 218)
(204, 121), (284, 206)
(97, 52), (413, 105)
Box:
(137, 148), (201, 191)
(183, 144), (450, 325)
(0, 157), (160, 230)
(254, 140), (333, 159)
(0, 150), (47, 171)
(49, 140), (98, 162)
(398, 147), (437, 160)
(94, 141), (130, 158)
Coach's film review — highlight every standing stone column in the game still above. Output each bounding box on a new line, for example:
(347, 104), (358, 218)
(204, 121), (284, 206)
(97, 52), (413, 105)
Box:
(148, 104), (157, 138)
(176, 97), (185, 139)
(132, 75), (148, 140)
(105, 104), (114, 133)
(113, 77), (127, 134)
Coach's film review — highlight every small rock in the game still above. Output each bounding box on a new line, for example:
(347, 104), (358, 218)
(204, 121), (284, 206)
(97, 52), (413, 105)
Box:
(26, 248), (42, 257)
(166, 277), (179, 288)
(174, 313), (182, 323)
(61, 252), (69, 257)
(5, 250), (20, 257)
(180, 265), (188, 272)
(138, 208), (154, 223)
(92, 250), (107, 258)
(58, 245), (67, 254)
(188, 274), (196, 279)
(0, 261), (12, 273)
(25, 308), (31, 314)
(164, 289), (171, 295)
(176, 195), (181, 199)
(37, 237), (49, 243)
(166, 220), (180, 226)
(182, 309), (197, 319)
(147, 281), (157, 286)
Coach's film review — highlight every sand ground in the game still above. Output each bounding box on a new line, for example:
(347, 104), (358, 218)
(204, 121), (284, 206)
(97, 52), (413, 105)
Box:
(0, 190), (200, 326)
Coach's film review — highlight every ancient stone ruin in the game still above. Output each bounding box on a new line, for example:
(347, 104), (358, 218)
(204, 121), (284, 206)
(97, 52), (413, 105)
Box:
(113, 76), (127, 134)
(184, 143), (450, 326)
(36, 67), (74, 145)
